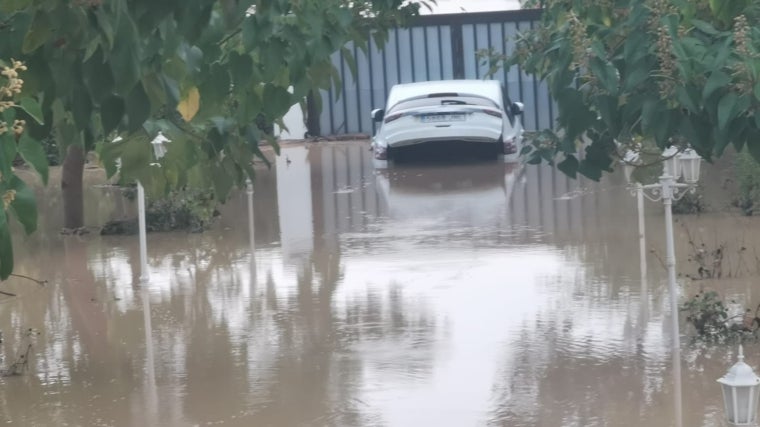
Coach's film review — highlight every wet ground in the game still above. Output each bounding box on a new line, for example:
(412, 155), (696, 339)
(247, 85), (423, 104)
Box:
(1, 141), (759, 426)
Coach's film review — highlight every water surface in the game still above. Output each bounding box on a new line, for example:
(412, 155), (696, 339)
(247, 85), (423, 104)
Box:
(1, 142), (757, 427)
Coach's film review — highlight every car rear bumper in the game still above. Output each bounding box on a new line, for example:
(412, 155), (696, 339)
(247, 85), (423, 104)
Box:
(384, 126), (501, 148)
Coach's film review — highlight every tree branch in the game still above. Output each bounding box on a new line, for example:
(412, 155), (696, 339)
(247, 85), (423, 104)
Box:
(9, 273), (47, 286)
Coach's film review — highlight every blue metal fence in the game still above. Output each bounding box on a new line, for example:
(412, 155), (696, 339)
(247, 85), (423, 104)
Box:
(319, 9), (554, 136)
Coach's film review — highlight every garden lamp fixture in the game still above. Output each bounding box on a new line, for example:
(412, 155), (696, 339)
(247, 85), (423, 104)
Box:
(678, 148), (702, 185)
(718, 345), (760, 425)
(139, 132), (170, 283)
(662, 146), (681, 179)
(150, 131), (169, 162)
(624, 147), (702, 356)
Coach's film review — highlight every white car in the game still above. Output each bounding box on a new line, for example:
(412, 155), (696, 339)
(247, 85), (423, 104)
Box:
(371, 79), (524, 164)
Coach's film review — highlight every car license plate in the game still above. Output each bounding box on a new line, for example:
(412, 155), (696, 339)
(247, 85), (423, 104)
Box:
(420, 114), (465, 123)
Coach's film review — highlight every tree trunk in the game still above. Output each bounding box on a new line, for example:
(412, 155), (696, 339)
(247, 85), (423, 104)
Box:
(306, 90), (321, 138)
(62, 144), (85, 230)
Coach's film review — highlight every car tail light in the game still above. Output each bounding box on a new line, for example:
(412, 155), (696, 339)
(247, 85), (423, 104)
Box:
(503, 138), (517, 155)
(483, 109), (502, 118)
(384, 113), (403, 123)
(374, 146), (388, 160)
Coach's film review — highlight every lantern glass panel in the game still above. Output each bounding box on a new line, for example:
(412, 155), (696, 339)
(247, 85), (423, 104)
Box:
(723, 384), (736, 423)
(680, 156), (701, 184)
(662, 147), (681, 178)
(665, 156), (681, 178)
(736, 385), (751, 424)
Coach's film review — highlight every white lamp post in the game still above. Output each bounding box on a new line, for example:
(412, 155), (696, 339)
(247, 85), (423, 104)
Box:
(138, 132), (169, 283)
(246, 177), (257, 285)
(719, 345), (760, 425)
(625, 148), (702, 350)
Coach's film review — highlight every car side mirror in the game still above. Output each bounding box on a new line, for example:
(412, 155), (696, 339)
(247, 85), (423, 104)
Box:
(371, 108), (385, 122)
(510, 102), (524, 116)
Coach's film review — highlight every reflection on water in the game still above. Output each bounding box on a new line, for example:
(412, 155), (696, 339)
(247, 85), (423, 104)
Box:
(0, 141), (757, 426)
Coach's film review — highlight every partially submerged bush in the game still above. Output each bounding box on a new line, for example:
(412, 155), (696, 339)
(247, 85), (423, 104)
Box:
(673, 185), (707, 214)
(101, 187), (219, 234)
(146, 189), (219, 233)
(682, 291), (760, 343)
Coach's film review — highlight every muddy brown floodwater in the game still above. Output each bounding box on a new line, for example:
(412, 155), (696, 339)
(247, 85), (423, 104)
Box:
(1, 141), (759, 426)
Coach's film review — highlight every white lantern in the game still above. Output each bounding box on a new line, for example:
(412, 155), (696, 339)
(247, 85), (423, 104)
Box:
(150, 132), (170, 160)
(622, 150), (639, 184)
(678, 148), (702, 185)
(662, 146), (681, 178)
(718, 345), (760, 425)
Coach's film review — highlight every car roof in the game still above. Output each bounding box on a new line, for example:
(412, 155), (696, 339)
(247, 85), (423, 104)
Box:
(386, 79), (503, 110)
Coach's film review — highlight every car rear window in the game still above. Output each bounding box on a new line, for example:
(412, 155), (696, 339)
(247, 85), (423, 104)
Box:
(388, 94), (499, 113)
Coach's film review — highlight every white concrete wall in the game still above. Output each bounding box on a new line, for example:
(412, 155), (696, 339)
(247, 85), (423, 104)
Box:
(276, 102), (308, 141)
(421, 0), (522, 14)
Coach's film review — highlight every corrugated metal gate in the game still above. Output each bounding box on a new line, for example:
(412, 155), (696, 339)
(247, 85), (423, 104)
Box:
(318, 9), (554, 136)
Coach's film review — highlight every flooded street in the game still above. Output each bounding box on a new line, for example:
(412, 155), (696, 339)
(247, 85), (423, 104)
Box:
(2, 141), (759, 426)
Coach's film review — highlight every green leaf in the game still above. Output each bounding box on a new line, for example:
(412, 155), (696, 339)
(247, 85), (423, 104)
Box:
(101, 95), (125, 135)
(711, 37), (733, 70)
(594, 95), (620, 135)
(675, 86), (699, 113)
(557, 155), (578, 179)
(0, 209), (14, 280)
(18, 133), (49, 185)
(0, 134), (15, 179)
(142, 73), (168, 113)
(262, 84), (292, 118)
(95, 8), (115, 49)
(97, 138), (123, 179)
(0, 0), (32, 12)
(526, 152), (542, 165)
(8, 175), (36, 235)
(83, 49), (115, 103)
(55, 120), (82, 149)
(717, 92), (738, 130)
(22, 10), (52, 53)
(126, 83), (150, 132)
(589, 57), (619, 95)
(117, 135), (152, 182)
(641, 98), (661, 136)
(703, 71), (730, 101)
(229, 52), (253, 87)
(341, 46), (358, 79)
(83, 37), (101, 63)
(622, 64), (649, 92)
(555, 89), (595, 142)
(578, 159), (602, 181)
(211, 160), (234, 200)
(15, 97), (43, 126)
(110, 15), (140, 95)
(71, 83), (93, 130)
(623, 30), (648, 65)
(755, 82), (760, 100)
(690, 19), (720, 35)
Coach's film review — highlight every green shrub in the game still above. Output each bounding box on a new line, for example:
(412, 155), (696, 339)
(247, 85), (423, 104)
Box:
(681, 291), (760, 343)
(736, 149), (760, 215)
(673, 185), (707, 214)
(101, 187), (219, 234)
(146, 189), (219, 233)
